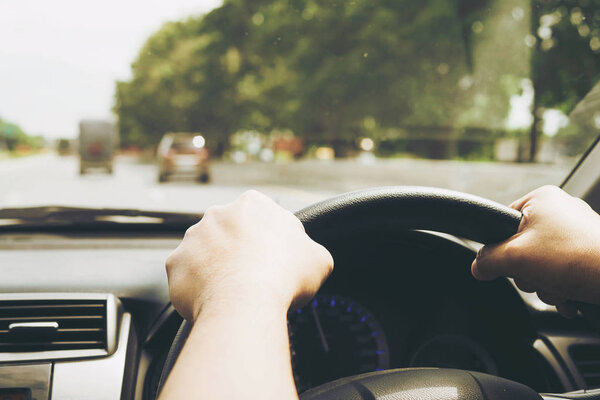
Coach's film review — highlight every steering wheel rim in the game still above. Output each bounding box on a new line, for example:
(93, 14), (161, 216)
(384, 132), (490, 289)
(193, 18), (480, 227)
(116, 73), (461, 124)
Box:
(296, 186), (522, 244)
(156, 186), (524, 399)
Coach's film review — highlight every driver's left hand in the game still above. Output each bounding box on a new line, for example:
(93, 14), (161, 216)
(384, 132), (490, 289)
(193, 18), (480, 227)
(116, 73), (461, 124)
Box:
(166, 190), (334, 323)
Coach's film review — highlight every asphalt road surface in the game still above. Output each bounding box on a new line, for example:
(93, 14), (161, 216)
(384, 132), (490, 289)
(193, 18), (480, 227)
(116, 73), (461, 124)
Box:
(0, 153), (571, 213)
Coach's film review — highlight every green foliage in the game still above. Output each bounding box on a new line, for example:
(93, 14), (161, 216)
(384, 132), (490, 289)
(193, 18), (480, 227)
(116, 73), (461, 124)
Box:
(531, 0), (600, 114)
(0, 119), (40, 151)
(115, 0), (504, 148)
(114, 0), (599, 158)
(115, 10), (254, 148)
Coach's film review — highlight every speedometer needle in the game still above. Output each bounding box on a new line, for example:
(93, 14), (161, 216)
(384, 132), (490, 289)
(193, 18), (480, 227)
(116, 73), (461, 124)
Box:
(311, 303), (330, 353)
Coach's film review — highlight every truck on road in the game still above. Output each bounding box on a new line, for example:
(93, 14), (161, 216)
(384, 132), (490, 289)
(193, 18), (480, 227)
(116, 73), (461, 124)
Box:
(78, 120), (118, 174)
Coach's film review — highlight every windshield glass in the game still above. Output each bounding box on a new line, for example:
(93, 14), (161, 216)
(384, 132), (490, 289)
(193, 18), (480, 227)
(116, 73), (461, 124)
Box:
(1, 0), (600, 214)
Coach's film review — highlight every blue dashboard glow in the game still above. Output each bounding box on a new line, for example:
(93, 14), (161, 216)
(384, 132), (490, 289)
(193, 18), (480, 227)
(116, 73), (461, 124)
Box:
(288, 293), (390, 392)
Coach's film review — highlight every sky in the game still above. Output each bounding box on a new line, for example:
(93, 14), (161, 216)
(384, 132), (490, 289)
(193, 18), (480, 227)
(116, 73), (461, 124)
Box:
(0, 0), (222, 139)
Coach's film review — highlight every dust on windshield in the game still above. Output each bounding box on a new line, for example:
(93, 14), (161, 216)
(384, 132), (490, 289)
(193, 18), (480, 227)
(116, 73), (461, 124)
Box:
(1, 0), (600, 213)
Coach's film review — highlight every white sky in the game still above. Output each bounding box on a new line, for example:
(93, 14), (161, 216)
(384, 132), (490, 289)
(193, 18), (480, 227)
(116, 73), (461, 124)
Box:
(506, 79), (534, 131)
(0, 0), (222, 139)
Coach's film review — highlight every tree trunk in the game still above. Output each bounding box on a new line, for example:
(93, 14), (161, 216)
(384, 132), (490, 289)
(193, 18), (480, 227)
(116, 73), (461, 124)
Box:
(529, 2), (541, 163)
(529, 94), (540, 163)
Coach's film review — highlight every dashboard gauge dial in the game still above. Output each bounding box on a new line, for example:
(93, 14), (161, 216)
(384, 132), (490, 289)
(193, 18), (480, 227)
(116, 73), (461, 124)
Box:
(288, 294), (389, 392)
(410, 334), (498, 375)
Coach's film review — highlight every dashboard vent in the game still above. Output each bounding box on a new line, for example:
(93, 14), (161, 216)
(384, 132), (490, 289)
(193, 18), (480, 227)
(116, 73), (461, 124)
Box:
(0, 299), (107, 352)
(570, 344), (600, 389)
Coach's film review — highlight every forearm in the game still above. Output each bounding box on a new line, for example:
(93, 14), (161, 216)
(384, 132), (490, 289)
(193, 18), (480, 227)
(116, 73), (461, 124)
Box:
(159, 295), (298, 400)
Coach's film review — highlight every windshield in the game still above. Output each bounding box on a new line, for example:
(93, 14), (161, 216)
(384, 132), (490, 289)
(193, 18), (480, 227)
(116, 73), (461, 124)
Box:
(1, 0), (600, 215)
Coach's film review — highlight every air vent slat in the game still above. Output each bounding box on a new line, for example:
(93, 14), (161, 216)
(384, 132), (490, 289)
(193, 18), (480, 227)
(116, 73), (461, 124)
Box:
(0, 304), (103, 310)
(0, 341), (104, 347)
(570, 344), (600, 389)
(0, 315), (103, 321)
(0, 299), (107, 353)
(0, 342), (104, 352)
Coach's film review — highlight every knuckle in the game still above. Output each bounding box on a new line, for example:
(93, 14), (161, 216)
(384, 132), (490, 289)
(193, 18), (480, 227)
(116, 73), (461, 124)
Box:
(184, 224), (196, 238)
(326, 254), (334, 273)
(203, 205), (222, 218)
(502, 241), (520, 264)
(240, 189), (262, 201)
(286, 211), (305, 229)
(165, 252), (177, 275)
(284, 209), (296, 219)
(199, 205), (226, 224)
(540, 185), (560, 193)
(240, 190), (276, 207)
(321, 248), (333, 265)
(575, 197), (592, 210)
(183, 218), (205, 238)
(315, 243), (334, 271)
(536, 185), (564, 200)
(520, 204), (532, 220)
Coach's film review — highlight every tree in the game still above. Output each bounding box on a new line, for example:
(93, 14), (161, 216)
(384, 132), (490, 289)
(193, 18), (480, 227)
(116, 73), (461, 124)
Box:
(239, 0), (485, 142)
(115, 0), (542, 158)
(529, 0), (600, 161)
(114, 5), (258, 149)
(0, 118), (40, 151)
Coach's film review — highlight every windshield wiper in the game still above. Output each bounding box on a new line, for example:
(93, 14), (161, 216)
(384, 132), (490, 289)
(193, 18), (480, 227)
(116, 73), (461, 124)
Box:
(0, 206), (202, 226)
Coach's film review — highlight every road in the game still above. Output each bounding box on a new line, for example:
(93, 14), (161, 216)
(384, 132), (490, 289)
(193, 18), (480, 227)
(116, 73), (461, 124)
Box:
(0, 154), (337, 212)
(0, 153), (571, 213)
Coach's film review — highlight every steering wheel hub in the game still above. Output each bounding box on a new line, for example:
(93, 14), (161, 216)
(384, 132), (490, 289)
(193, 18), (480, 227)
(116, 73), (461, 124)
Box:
(299, 368), (541, 400)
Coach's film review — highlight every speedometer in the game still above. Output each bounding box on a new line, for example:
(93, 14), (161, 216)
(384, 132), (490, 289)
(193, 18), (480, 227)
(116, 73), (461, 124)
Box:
(288, 294), (389, 392)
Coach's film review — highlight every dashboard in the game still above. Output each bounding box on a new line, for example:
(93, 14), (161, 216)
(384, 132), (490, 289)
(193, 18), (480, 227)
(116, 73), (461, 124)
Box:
(284, 230), (554, 393)
(0, 229), (599, 399)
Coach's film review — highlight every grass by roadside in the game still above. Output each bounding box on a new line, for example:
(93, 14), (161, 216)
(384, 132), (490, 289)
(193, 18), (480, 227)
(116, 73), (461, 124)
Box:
(0, 149), (49, 160)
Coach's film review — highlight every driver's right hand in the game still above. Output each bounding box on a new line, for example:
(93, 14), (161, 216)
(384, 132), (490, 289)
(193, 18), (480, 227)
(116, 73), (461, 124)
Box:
(472, 185), (600, 317)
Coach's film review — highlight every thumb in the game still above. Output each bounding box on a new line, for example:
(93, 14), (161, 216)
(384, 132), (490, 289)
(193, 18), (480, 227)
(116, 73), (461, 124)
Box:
(471, 239), (518, 281)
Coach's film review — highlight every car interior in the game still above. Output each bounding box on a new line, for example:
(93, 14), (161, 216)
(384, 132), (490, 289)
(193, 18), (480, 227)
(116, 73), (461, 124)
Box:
(2, 138), (600, 400)
(3, 1), (600, 399)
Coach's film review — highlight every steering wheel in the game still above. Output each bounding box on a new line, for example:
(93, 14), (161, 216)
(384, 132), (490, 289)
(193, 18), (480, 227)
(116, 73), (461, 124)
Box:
(157, 186), (550, 400)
